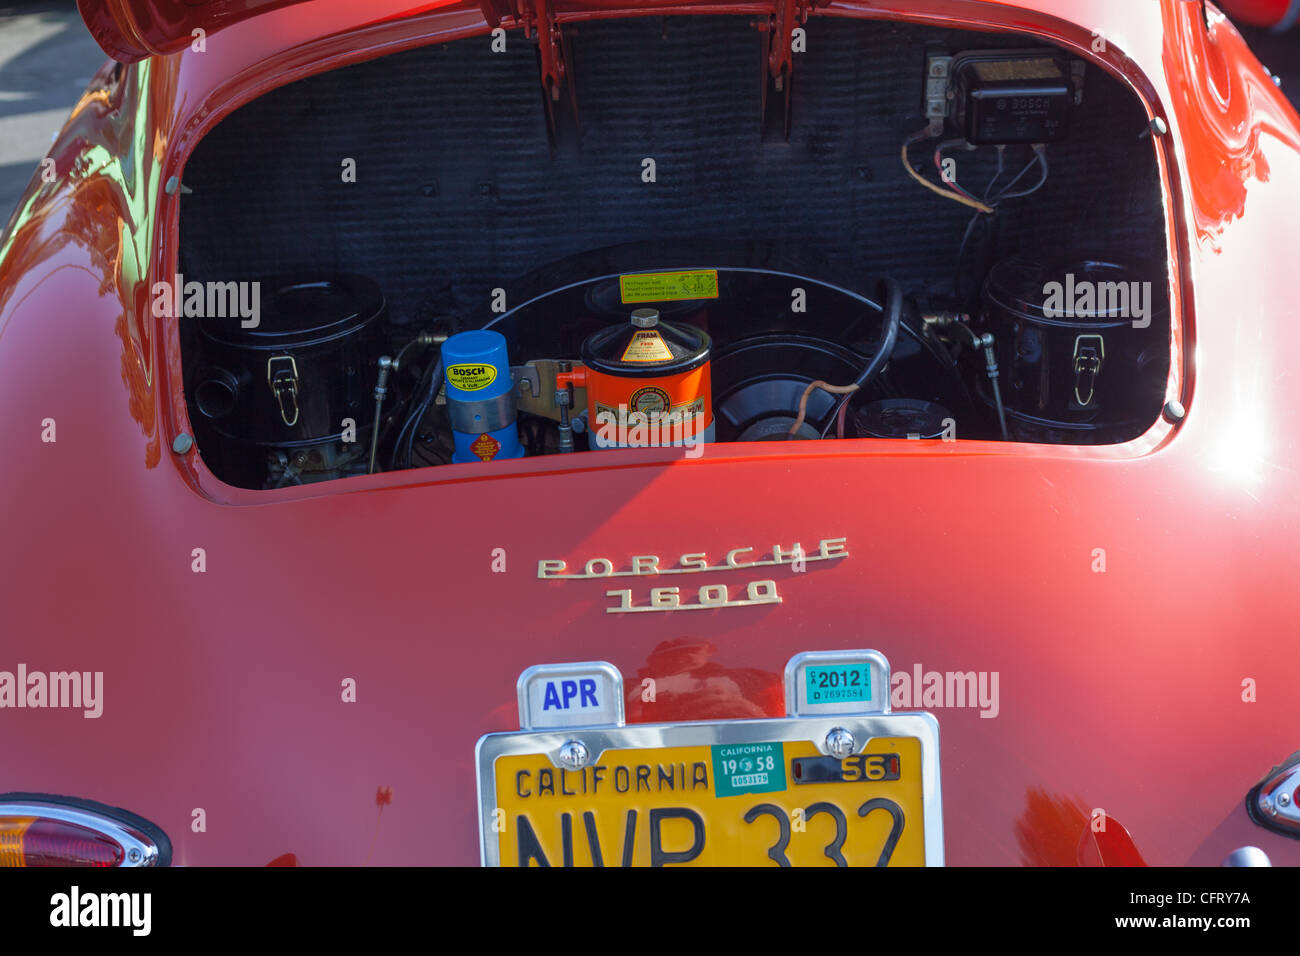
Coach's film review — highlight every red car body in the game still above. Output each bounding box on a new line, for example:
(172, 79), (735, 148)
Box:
(1220, 0), (1299, 29)
(1, 0), (1298, 866)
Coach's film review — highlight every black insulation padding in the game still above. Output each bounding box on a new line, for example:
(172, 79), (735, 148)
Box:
(178, 16), (1166, 326)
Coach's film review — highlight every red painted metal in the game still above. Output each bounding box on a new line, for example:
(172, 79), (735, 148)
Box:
(1220, 0), (1295, 29)
(533, 0), (568, 100)
(76, 0), (319, 62)
(1, 0), (1298, 866)
(767, 0), (798, 86)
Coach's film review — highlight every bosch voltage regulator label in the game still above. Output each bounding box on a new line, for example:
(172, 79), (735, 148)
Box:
(446, 363), (497, 391)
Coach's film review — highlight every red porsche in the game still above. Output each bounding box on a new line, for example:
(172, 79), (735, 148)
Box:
(1, 0), (1297, 867)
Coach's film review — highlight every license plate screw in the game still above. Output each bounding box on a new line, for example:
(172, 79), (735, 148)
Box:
(825, 727), (857, 758)
(558, 740), (590, 770)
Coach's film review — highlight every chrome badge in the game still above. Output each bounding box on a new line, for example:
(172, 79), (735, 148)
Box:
(537, 537), (848, 613)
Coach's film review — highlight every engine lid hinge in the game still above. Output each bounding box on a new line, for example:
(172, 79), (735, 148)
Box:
(478, 0), (512, 30)
(479, 0), (579, 145)
(522, 0), (579, 145)
(757, 0), (821, 140)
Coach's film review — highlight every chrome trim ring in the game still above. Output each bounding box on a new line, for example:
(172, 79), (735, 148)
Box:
(0, 801), (161, 867)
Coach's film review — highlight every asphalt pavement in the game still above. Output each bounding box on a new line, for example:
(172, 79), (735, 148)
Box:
(0, 1), (106, 227)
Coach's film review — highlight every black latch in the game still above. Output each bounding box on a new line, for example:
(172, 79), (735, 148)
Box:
(1073, 334), (1104, 407)
(267, 355), (300, 428)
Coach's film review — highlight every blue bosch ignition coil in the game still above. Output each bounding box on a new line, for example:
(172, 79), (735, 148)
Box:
(441, 330), (524, 463)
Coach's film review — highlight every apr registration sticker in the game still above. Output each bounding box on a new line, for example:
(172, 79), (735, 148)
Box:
(516, 662), (625, 729)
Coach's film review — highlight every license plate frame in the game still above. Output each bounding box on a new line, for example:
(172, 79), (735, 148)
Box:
(475, 712), (943, 866)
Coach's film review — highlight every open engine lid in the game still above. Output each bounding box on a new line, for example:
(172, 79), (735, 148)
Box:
(84, 0), (507, 62)
(77, 0), (317, 62)
(77, 0), (1012, 63)
(72, 0), (708, 62)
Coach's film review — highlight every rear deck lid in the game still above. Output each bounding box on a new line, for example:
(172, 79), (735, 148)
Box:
(78, 0), (1000, 63)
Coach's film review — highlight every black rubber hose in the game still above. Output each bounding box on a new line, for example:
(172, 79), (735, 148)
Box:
(821, 277), (902, 438)
(391, 355), (445, 471)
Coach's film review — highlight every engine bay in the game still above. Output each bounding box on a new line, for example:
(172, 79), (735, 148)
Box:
(175, 16), (1172, 489)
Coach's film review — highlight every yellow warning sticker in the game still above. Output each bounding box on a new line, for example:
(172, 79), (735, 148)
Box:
(620, 330), (675, 362)
(446, 363), (497, 392)
(620, 269), (719, 303)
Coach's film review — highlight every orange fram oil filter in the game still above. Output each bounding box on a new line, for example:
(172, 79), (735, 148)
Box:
(581, 308), (713, 449)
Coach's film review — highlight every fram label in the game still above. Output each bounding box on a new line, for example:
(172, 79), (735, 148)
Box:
(517, 662), (625, 729)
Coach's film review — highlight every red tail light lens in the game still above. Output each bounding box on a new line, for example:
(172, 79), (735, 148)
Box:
(1, 817), (125, 867)
(0, 799), (168, 867)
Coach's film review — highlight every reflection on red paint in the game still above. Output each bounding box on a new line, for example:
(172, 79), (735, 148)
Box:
(1014, 787), (1148, 866)
(1162, 0), (1300, 247)
(1014, 787), (1091, 867)
(1077, 815), (1148, 867)
(626, 638), (782, 722)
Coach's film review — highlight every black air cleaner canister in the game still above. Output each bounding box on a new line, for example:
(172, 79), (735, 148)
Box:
(194, 273), (386, 447)
(580, 308), (713, 449)
(980, 257), (1165, 436)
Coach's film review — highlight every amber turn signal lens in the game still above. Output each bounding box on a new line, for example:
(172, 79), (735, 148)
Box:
(0, 799), (167, 867)
(0, 816), (125, 867)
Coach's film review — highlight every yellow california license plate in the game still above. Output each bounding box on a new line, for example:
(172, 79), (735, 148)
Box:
(476, 716), (942, 866)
